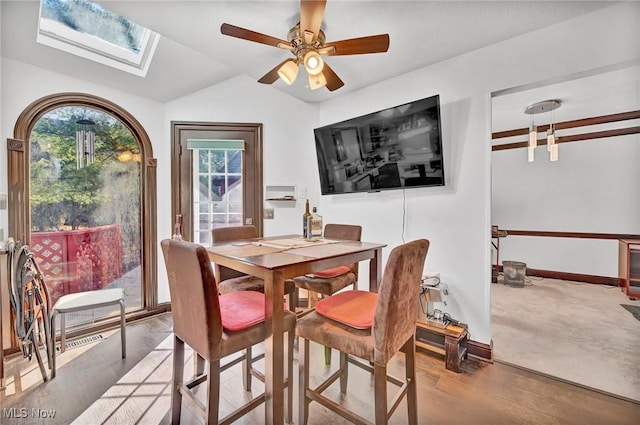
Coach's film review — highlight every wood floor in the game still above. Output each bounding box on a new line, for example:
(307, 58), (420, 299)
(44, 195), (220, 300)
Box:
(1, 313), (638, 425)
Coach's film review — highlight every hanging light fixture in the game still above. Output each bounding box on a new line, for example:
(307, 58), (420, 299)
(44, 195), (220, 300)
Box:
(76, 119), (96, 169)
(276, 50), (327, 89)
(277, 59), (299, 85)
(527, 119), (537, 163)
(308, 71), (327, 90)
(523, 99), (561, 162)
(547, 124), (559, 161)
(303, 50), (324, 76)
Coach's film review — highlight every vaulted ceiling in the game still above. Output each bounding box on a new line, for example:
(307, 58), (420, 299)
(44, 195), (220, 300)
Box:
(1, 0), (615, 106)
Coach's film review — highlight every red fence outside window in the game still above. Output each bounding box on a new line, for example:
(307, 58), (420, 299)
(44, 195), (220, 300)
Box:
(30, 224), (123, 305)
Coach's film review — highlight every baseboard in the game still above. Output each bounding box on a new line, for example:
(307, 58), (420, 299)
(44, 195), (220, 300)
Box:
(467, 339), (493, 362)
(497, 265), (619, 286)
(526, 268), (620, 286)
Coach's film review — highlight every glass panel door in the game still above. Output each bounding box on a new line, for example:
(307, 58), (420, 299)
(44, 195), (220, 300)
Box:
(192, 144), (244, 245)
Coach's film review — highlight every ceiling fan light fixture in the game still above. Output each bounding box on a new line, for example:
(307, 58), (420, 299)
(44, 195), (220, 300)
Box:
(304, 50), (324, 75)
(308, 72), (327, 90)
(277, 59), (299, 85)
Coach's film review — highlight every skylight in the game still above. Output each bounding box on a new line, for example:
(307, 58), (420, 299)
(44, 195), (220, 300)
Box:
(37, 0), (160, 77)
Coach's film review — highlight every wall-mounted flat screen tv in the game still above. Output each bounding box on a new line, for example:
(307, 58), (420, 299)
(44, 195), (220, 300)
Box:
(314, 95), (444, 195)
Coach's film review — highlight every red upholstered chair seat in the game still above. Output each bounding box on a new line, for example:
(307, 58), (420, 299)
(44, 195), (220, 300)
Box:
(315, 290), (378, 329)
(219, 291), (266, 331)
(309, 265), (351, 279)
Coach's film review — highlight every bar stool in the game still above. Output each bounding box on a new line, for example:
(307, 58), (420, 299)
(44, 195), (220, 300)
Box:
(290, 223), (362, 364)
(161, 239), (296, 424)
(296, 239), (429, 425)
(50, 287), (126, 378)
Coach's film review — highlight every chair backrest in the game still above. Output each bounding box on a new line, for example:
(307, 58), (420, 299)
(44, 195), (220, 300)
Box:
(323, 224), (362, 275)
(161, 239), (222, 359)
(372, 239), (429, 364)
(211, 225), (258, 282)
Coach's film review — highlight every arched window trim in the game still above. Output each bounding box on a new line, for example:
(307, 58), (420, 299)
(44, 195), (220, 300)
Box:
(8, 92), (160, 317)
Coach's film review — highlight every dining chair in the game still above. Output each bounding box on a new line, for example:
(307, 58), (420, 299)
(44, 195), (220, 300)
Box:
(211, 225), (297, 390)
(161, 239), (296, 424)
(296, 239), (429, 425)
(290, 223), (362, 364)
(211, 225), (296, 310)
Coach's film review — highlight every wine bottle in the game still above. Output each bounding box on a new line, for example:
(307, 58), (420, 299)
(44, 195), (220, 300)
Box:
(310, 207), (323, 238)
(172, 214), (183, 240)
(302, 199), (311, 238)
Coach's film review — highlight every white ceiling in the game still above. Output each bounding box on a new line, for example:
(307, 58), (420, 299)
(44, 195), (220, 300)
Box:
(1, 0), (617, 106)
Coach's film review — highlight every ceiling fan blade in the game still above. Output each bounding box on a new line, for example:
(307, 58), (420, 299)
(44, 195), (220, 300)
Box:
(300, 0), (327, 42)
(321, 63), (344, 92)
(258, 59), (291, 84)
(221, 23), (290, 49)
(325, 34), (390, 56)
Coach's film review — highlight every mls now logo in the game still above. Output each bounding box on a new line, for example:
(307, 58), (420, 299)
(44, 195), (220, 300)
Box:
(3, 408), (28, 418)
(3, 407), (56, 418)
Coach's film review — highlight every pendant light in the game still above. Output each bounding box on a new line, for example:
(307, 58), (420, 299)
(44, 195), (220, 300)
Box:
(528, 119), (537, 162)
(523, 100), (561, 162)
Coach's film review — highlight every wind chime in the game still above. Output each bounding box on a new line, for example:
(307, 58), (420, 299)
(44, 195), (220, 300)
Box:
(76, 119), (96, 169)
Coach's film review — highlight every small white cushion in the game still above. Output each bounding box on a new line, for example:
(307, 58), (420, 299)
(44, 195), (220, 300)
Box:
(54, 288), (124, 313)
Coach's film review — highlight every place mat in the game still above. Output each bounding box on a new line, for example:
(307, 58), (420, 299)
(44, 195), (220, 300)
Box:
(287, 242), (365, 258)
(209, 243), (284, 258)
(258, 237), (337, 249)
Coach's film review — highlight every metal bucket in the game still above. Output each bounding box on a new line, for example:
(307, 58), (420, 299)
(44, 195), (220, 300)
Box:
(502, 261), (526, 288)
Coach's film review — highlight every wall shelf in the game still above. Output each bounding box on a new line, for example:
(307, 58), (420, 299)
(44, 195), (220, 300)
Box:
(265, 185), (297, 202)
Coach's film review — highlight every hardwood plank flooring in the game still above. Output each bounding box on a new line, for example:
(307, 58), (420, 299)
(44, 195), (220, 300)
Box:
(1, 314), (638, 425)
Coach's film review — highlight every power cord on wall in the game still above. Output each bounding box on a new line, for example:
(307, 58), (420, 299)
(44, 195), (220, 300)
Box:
(401, 188), (406, 243)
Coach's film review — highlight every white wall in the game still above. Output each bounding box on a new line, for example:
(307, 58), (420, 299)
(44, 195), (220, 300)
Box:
(491, 61), (640, 278)
(492, 134), (639, 277)
(164, 74), (320, 235)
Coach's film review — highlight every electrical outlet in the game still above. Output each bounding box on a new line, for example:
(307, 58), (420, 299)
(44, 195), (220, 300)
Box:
(264, 208), (274, 219)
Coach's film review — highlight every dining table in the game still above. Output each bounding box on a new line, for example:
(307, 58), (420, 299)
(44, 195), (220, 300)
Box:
(206, 234), (386, 425)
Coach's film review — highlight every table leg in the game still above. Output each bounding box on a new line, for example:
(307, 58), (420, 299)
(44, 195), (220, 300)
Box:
(264, 270), (285, 425)
(369, 247), (383, 293)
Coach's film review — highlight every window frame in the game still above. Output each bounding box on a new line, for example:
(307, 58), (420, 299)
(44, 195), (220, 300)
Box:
(7, 92), (162, 346)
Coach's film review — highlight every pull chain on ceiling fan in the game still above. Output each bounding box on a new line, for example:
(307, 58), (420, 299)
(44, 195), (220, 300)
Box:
(220, 0), (390, 91)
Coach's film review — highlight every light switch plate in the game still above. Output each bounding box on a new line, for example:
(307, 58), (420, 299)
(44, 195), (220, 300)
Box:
(264, 208), (274, 219)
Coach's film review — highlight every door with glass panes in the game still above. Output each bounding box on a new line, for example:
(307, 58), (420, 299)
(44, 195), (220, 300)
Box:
(171, 122), (263, 242)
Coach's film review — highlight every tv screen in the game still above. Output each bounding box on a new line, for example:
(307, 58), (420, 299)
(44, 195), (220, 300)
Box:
(314, 95), (444, 195)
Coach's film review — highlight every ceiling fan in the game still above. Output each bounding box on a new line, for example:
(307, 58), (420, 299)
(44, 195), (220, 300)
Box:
(220, 0), (390, 91)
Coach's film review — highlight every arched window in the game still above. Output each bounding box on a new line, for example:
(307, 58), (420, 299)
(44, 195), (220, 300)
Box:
(7, 93), (160, 338)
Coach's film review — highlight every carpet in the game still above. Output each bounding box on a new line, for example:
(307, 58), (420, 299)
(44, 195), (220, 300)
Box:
(492, 277), (640, 402)
(621, 304), (640, 321)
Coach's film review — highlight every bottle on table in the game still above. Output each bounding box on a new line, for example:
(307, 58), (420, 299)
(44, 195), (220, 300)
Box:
(172, 214), (183, 241)
(303, 199), (311, 238)
(310, 207), (323, 238)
